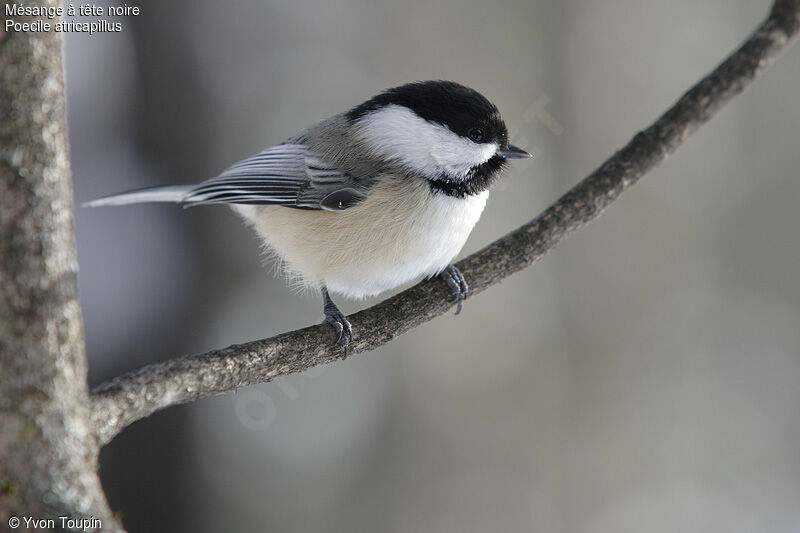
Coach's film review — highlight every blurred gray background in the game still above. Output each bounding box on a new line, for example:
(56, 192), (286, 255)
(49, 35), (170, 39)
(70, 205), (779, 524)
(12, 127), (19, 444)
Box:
(68, 0), (800, 531)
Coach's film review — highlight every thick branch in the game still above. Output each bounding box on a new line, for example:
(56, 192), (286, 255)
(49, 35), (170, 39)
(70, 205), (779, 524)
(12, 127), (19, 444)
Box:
(90, 0), (800, 446)
(0, 3), (119, 529)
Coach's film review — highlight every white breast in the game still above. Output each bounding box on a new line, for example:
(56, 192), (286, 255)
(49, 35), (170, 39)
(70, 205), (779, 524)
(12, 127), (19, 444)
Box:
(234, 177), (488, 299)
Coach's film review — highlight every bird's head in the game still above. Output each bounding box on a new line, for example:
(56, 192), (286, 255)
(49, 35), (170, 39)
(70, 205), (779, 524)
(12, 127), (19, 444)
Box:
(347, 80), (531, 196)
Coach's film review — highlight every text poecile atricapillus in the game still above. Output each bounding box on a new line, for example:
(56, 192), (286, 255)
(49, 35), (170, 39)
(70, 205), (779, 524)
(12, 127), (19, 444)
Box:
(85, 81), (532, 353)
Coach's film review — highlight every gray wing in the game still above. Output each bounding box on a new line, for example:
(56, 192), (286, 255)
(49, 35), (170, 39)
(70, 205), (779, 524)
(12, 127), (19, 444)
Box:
(183, 143), (369, 211)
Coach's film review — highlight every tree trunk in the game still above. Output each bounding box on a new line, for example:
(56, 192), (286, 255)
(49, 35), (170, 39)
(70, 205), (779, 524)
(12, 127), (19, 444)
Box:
(0, 4), (119, 530)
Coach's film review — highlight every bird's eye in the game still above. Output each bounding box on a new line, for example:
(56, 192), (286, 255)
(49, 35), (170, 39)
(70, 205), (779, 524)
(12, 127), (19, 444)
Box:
(468, 127), (485, 143)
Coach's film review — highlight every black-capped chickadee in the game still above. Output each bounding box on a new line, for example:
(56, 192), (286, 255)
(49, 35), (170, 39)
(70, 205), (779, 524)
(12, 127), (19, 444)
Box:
(85, 81), (532, 351)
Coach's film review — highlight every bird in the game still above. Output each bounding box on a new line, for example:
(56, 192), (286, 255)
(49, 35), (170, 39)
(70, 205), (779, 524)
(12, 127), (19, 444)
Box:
(84, 80), (532, 353)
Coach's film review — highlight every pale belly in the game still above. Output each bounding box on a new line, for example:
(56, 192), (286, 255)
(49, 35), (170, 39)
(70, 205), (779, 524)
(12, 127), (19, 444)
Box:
(234, 177), (488, 299)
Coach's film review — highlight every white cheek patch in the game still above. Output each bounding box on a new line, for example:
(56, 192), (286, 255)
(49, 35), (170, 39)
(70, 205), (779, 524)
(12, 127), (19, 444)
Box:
(355, 104), (497, 180)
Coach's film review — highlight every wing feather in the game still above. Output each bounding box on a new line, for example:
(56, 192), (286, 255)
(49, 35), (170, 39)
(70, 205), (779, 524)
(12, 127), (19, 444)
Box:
(182, 143), (369, 210)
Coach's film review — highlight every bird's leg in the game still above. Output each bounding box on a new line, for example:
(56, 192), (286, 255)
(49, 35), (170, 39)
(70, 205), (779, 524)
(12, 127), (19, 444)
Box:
(439, 264), (469, 315)
(322, 287), (352, 356)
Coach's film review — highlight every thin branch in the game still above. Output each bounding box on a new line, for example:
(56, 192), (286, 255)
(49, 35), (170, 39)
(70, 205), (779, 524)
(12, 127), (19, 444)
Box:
(90, 0), (800, 446)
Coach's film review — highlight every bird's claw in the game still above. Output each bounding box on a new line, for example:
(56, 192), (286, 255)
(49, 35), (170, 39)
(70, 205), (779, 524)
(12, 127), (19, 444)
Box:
(323, 288), (352, 356)
(439, 264), (469, 315)
(324, 310), (352, 356)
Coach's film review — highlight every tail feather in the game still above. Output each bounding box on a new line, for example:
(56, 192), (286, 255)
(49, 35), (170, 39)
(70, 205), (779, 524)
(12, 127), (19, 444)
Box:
(82, 185), (194, 207)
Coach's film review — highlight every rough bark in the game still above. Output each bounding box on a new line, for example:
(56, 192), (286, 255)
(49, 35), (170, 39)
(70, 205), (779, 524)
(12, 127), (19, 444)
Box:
(0, 4), (120, 531)
(89, 0), (800, 447)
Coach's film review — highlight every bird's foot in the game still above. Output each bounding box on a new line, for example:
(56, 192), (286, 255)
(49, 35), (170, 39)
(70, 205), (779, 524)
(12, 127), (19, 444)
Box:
(439, 264), (469, 315)
(322, 288), (352, 356)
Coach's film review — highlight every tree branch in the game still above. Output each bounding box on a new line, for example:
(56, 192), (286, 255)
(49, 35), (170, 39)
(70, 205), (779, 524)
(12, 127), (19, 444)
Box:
(90, 0), (800, 447)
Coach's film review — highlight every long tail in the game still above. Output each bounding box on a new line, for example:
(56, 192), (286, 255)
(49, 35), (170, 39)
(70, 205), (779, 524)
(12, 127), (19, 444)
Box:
(82, 185), (194, 207)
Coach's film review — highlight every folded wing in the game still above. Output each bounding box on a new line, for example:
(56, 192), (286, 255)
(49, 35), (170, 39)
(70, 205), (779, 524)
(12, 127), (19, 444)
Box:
(184, 143), (368, 211)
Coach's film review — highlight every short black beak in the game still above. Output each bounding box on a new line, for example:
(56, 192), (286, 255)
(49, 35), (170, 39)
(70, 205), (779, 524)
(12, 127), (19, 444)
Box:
(497, 144), (532, 159)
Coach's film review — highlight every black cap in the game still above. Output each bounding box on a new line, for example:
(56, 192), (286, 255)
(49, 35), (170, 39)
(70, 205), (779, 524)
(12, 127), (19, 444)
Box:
(347, 81), (509, 147)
